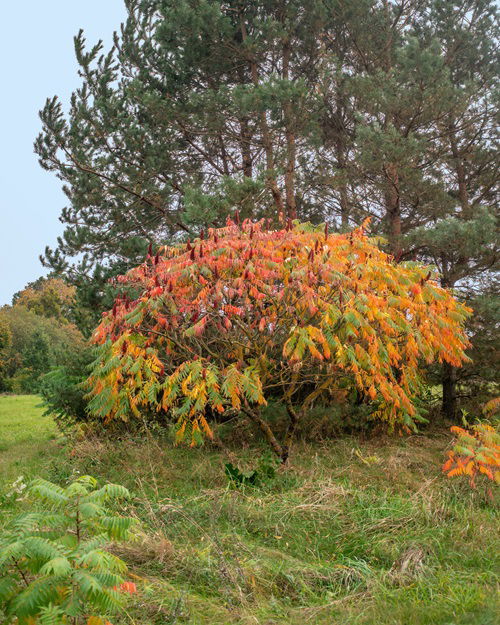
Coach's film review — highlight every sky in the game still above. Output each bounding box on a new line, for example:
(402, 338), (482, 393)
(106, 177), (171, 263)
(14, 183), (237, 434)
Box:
(0, 1), (126, 305)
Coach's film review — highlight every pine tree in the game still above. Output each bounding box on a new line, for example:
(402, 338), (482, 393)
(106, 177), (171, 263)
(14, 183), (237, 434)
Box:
(36, 1), (335, 274)
(407, 0), (499, 417)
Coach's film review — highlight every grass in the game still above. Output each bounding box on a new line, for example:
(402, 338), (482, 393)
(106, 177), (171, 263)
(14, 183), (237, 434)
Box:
(0, 395), (498, 624)
(0, 394), (57, 480)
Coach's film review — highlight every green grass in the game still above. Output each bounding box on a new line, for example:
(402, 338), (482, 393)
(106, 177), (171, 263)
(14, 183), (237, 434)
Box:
(0, 395), (498, 624)
(0, 394), (58, 480)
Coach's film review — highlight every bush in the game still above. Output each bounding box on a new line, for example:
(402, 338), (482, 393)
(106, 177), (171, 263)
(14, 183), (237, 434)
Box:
(86, 219), (470, 461)
(40, 346), (96, 429)
(0, 475), (136, 625)
(443, 401), (500, 491)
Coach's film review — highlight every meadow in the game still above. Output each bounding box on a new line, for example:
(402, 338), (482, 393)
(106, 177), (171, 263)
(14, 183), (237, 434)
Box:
(0, 395), (498, 625)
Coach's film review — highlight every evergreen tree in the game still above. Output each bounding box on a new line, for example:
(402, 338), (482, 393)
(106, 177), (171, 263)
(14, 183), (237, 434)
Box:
(407, 0), (499, 417)
(37, 0), (350, 318)
(36, 0), (336, 276)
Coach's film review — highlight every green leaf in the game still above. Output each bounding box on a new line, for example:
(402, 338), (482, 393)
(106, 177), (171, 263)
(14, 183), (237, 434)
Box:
(9, 576), (61, 617)
(38, 603), (65, 625)
(38, 557), (72, 577)
(28, 480), (68, 507)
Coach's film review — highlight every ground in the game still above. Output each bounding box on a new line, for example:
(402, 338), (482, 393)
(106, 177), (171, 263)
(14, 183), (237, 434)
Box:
(0, 395), (498, 624)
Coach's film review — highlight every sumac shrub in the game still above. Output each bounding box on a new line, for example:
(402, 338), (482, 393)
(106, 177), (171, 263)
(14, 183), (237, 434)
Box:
(86, 219), (470, 461)
(0, 475), (136, 625)
(443, 402), (500, 490)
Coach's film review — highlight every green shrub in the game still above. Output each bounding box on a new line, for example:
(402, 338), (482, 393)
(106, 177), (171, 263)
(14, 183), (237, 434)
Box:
(0, 475), (137, 625)
(8, 369), (35, 395)
(39, 347), (96, 429)
(225, 453), (280, 489)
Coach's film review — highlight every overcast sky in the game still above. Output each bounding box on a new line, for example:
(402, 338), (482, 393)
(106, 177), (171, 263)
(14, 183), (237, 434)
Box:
(0, 1), (126, 305)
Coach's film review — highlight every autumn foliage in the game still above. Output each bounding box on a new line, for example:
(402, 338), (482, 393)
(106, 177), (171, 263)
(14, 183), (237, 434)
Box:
(443, 398), (500, 489)
(87, 219), (471, 460)
(443, 423), (500, 488)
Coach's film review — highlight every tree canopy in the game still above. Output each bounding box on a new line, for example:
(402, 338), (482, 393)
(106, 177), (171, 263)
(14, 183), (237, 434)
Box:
(13, 278), (76, 324)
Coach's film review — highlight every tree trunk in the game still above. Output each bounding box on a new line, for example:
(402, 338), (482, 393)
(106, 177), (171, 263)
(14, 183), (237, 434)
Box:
(240, 8), (285, 220)
(439, 124), (470, 420)
(336, 135), (350, 230)
(239, 117), (253, 178)
(381, 4), (402, 258)
(243, 404), (284, 460)
(282, 39), (297, 221)
(442, 361), (458, 420)
(441, 272), (458, 420)
(282, 403), (300, 463)
(384, 162), (402, 258)
(449, 127), (471, 217)
(236, 64), (253, 178)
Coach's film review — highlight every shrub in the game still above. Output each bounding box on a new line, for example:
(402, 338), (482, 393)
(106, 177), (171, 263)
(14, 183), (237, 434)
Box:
(0, 475), (136, 625)
(443, 421), (500, 489)
(40, 347), (96, 429)
(86, 219), (470, 461)
(225, 452), (280, 488)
